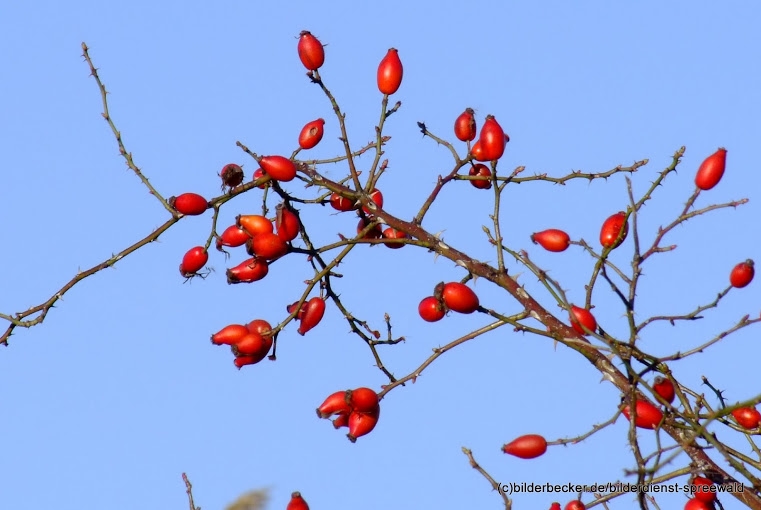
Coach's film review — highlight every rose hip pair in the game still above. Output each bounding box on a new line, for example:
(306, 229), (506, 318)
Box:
(211, 320), (274, 368)
(418, 281), (480, 322)
(317, 387), (380, 442)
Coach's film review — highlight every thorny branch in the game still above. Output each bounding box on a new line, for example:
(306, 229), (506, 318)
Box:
(4, 41), (761, 510)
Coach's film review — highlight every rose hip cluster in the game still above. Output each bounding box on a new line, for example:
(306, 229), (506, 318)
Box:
(418, 281), (480, 322)
(316, 387), (381, 443)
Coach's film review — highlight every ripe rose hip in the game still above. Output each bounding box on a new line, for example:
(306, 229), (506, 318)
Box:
(246, 319), (273, 339)
(179, 246), (208, 277)
(217, 225), (250, 250)
(531, 229), (571, 252)
(219, 163), (244, 189)
(454, 108), (477, 142)
(276, 204), (301, 242)
(170, 193), (209, 216)
(382, 227), (408, 249)
(731, 406), (761, 429)
(236, 214), (274, 237)
(653, 376), (675, 404)
(549, 504), (561, 510)
(729, 259), (754, 288)
(232, 331), (272, 362)
(377, 48), (403, 95)
(564, 501), (585, 510)
(441, 282), (480, 314)
(600, 211), (629, 250)
(695, 147), (727, 191)
(259, 155), (297, 182)
(287, 301), (306, 320)
(471, 139), (487, 162)
(297, 30), (325, 71)
(287, 491), (310, 510)
(211, 324), (249, 346)
(332, 412), (349, 429)
(252, 168), (269, 188)
(348, 387), (379, 414)
(469, 164), (492, 190)
(357, 218), (383, 239)
(234, 355), (261, 369)
(330, 192), (356, 212)
(622, 399), (663, 429)
(298, 297), (326, 335)
(478, 115), (506, 161)
(418, 296), (445, 322)
(362, 189), (383, 215)
(501, 434), (548, 459)
(226, 257), (269, 284)
(569, 305), (597, 335)
(298, 118), (325, 150)
(247, 232), (289, 260)
(690, 476), (716, 503)
(684, 498), (714, 510)
(317, 390), (351, 418)
(347, 407), (380, 443)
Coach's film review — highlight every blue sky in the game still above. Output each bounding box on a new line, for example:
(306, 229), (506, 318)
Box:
(1, 2), (760, 510)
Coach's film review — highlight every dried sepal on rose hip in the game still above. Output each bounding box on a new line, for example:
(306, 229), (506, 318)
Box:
(219, 163), (244, 190)
(169, 193), (209, 216)
(501, 434), (548, 459)
(286, 491), (310, 510)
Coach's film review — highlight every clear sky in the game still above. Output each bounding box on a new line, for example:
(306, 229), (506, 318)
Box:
(1, 2), (760, 510)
